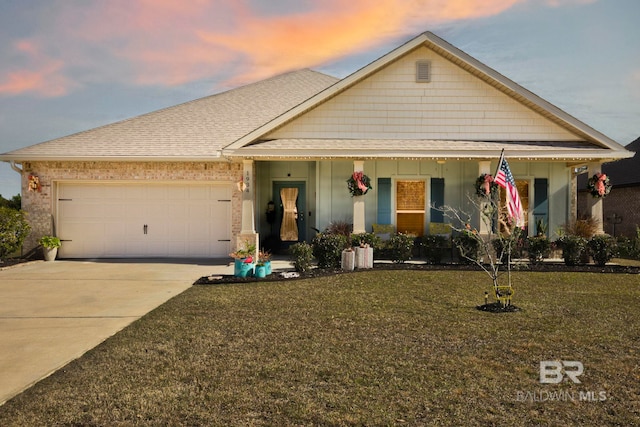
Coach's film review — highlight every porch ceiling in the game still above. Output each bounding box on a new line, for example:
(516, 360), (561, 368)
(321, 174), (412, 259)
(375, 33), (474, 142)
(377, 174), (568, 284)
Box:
(231, 138), (627, 161)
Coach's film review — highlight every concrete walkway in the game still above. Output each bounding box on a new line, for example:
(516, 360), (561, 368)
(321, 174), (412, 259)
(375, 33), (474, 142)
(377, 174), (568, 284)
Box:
(0, 258), (239, 405)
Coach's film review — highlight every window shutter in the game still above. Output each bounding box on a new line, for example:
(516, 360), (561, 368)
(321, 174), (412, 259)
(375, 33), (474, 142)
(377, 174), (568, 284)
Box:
(533, 178), (548, 233)
(430, 178), (445, 223)
(377, 178), (392, 224)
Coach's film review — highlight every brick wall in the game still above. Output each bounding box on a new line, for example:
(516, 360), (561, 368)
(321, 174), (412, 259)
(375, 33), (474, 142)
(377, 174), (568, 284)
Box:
(578, 186), (640, 237)
(21, 160), (244, 252)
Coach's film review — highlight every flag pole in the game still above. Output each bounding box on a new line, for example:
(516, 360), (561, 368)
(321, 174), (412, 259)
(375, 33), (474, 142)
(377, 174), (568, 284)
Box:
(495, 148), (505, 177)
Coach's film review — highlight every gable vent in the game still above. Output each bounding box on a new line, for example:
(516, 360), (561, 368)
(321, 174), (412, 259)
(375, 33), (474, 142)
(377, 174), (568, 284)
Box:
(416, 60), (431, 83)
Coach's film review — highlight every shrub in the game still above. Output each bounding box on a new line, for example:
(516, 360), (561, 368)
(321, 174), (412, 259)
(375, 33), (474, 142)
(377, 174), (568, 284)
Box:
(387, 233), (415, 264)
(420, 235), (448, 264)
(325, 220), (352, 236)
(526, 235), (551, 265)
(289, 242), (314, 273)
(0, 206), (31, 259)
(350, 232), (382, 250)
(559, 235), (588, 266)
(563, 217), (600, 239)
(312, 233), (348, 268)
(616, 236), (638, 259)
(588, 234), (618, 267)
(454, 231), (481, 264)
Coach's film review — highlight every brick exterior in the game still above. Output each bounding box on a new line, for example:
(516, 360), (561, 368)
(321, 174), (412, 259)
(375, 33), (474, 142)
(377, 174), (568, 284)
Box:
(578, 186), (640, 238)
(21, 161), (244, 252)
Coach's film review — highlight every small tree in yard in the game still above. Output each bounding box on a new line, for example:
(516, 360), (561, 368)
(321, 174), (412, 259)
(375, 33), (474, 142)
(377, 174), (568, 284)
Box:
(439, 191), (522, 308)
(0, 206), (31, 260)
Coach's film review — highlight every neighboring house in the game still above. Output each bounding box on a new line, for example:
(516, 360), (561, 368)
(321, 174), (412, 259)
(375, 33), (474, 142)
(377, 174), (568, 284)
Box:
(1, 32), (633, 258)
(578, 137), (640, 237)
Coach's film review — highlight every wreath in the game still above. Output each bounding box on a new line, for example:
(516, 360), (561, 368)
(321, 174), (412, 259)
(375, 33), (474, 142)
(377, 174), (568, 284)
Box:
(475, 174), (498, 198)
(28, 175), (41, 192)
(587, 173), (611, 198)
(347, 172), (372, 196)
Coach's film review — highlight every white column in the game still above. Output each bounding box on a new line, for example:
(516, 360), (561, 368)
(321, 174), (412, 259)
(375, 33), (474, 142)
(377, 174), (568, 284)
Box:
(353, 160), (366, 234)
(239, 159), (258, 257)
(240, 159), (255, 234)
(478, 160), (492, 235)
(587, 162), (605, 234)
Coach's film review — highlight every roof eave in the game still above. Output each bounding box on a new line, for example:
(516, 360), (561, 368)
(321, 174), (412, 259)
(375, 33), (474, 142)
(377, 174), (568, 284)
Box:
(227, 148), (633, 161)
(0, 153), (225, 163)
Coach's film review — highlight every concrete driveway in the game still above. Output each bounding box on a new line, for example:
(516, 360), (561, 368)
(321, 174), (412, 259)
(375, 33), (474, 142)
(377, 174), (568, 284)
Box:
(0, 259), (232, 405)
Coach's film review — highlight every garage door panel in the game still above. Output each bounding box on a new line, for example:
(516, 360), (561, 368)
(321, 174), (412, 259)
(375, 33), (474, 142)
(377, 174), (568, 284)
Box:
(58, 182), (232, 258)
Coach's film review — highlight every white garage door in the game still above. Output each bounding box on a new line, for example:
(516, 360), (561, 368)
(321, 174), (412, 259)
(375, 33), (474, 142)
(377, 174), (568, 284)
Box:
(57, 182), (232, 258)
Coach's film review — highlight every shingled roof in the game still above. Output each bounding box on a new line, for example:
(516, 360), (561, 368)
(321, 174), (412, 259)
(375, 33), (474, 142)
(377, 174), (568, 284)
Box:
(603, 137), (640, 186)
(0, 69), (338, 161)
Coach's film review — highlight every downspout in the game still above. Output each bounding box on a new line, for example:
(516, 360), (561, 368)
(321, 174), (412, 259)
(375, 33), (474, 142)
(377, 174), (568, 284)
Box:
(9, 160), (23, 174)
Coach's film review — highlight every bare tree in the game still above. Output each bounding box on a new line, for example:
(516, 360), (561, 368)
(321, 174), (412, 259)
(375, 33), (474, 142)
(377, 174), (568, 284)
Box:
(437, 194), (522, 306)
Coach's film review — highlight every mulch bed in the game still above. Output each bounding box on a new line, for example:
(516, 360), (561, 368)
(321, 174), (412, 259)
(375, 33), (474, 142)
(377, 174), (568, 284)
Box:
(193, 261), (640, 286)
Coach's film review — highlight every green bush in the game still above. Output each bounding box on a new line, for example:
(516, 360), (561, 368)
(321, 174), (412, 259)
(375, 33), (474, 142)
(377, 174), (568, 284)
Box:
(387, 233), (415, 264)
(526, 235), (551, 265)
(312, 233), (348, 268)
(588, 234), (618, 267)
(420, 235), (448, 264)
(616, 236), (633, 258)
(289, 242), (314, 273)
(559, 235), (588, 266)
(616, 226), (640, 260)
(0, 206), (31, 259)
(454, 231), (481, 264)
(350, 232), (382, 250)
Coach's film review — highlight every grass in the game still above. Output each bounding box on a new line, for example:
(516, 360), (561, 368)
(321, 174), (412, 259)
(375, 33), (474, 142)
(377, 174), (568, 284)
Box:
(0, 270), (639, 426)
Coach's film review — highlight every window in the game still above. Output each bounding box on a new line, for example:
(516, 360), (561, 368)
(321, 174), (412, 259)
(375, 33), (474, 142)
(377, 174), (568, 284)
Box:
(396, 180), (426, 236)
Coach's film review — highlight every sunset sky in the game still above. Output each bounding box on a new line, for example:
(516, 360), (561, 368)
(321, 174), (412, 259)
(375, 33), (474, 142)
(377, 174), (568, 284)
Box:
(1, 0), (638, 197)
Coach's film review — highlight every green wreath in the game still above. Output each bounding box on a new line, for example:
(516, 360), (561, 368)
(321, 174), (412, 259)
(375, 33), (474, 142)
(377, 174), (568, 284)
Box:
(347, 172), (372, 196)
(475, 174), (498, 198)
(587, 173), (611, 198)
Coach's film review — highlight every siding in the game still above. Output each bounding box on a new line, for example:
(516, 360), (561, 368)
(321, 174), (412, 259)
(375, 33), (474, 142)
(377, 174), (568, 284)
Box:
(267, 46), (577, 142)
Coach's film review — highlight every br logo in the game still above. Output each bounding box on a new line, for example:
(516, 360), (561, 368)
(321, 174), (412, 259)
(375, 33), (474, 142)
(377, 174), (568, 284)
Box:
(539, 361), (584, 384)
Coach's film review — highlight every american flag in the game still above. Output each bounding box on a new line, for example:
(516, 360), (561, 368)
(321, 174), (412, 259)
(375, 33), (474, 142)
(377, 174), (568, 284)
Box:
(494, 156), (525, 227)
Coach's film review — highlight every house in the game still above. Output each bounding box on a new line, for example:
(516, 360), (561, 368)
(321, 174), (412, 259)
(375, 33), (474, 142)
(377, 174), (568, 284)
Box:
(578, 137), (640, 237)
(1, 32), (633, 259)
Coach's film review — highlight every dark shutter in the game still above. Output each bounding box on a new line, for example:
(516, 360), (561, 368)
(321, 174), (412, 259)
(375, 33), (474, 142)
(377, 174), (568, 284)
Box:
(533, 178), (548, 234)
(430, 178), (445, 223)
(377, 178), (392, 224)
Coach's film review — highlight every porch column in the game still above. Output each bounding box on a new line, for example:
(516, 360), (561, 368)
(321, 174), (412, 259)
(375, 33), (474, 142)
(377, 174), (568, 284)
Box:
(478, 160), (492, 235)
(353, 160), (366, 234)
(239, 159), (259, 256)
(587, 162), (605, 234)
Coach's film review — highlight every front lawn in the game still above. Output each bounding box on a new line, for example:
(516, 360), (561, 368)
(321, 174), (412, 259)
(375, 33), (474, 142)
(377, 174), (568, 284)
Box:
(0, 270), (638, 426)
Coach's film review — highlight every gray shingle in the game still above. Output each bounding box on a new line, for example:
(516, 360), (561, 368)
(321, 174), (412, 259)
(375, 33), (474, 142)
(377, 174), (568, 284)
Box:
(2, 69), (338, 160)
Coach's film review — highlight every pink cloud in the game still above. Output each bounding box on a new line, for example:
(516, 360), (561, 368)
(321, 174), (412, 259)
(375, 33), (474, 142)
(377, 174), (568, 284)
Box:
(0, 40), (75, 97)
(9, 0), (593, 95)
(198, 0), (524, 85)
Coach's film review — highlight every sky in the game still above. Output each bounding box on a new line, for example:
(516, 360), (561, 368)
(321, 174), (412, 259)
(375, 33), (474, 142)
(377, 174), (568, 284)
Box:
(0, 0), (638, 198)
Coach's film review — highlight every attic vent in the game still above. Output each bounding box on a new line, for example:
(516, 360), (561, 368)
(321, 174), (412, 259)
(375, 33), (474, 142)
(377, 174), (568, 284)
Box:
(416, 60), (431, 83)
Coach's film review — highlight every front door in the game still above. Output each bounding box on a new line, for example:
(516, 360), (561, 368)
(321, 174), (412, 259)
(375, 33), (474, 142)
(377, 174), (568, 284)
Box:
(272, 181), (306, 245)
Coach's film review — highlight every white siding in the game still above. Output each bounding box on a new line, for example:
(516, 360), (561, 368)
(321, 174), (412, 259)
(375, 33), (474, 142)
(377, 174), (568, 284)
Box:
(267, 46), (577, 142)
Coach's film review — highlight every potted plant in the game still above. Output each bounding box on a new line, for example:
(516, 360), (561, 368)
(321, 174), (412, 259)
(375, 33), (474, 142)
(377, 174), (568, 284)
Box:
(39, 236), (61, 262)
(229, 240), (256, 277)
(258, 250), (272, 276)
